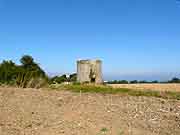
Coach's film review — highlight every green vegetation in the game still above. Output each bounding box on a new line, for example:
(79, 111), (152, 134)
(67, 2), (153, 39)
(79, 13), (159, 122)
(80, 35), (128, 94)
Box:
(50, 74), (68, 84)
(51, 84), (180, 100)
(168, 77), (180, 83)
(50, 73), (77, 84)
(0, 55), (48, 88)
(1, 54), (180, 90)
(107, 80), (129, 84)
(0, 55), (77, 88)
(107, 80), (158, 84)
(96, 127), (108, 135)
(69, 73), (77, 82)
(107, 78), (180, 84)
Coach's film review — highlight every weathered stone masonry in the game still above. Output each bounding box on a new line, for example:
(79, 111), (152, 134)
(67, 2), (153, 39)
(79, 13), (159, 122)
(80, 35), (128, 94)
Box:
(77, 60), (103, 84)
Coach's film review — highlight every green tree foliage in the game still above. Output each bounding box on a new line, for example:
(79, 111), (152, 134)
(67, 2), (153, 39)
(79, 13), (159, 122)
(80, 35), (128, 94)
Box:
(20, 55), (34, 68)
(130, 80), (138, 84)
(138, 80), (148, 83)
(152, 80), (159, 83)
(50, 74), (68, 84)
(107, 80), (160, 84)
(107, 80), (129, 84)
(168, 77), (180, 83)
(0, 60), (18, 84)
(50, 73), (77, 84)
(0, 55), (47, 88)
(69, 73), (77, 82)
(20, 55), (46, 77)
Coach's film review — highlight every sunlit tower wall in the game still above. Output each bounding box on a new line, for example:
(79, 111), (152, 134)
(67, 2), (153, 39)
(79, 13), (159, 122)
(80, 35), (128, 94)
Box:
(77, 59), (103, 84)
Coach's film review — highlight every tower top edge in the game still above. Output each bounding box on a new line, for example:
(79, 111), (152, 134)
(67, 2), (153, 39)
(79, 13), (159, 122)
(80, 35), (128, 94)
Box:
(77, 59), (102, 63)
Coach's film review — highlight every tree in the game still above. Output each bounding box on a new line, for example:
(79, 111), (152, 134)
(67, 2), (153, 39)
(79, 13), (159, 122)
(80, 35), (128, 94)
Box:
(20, 55), (34, 67)
(152, 80), (159, 83)
(0, 55), (47, 87)
(118, 80), (129, 84)
(107, 80), (129, 84)
(0, 60), (18, 83)
(139, 80), (148, 83)
(51, 75), (67, 84)
(20, 55), (46, 77)
(69, 73), (77, 82)
(130, 80), (138, 84)
(169, 77), (180, 83)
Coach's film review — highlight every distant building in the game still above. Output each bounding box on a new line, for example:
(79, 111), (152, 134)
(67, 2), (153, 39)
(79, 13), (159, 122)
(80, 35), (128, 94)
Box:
(77, 59), (103, 84)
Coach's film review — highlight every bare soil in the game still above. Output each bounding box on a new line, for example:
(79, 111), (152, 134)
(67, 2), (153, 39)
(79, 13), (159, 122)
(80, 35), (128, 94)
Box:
(0, 87), (180, 135)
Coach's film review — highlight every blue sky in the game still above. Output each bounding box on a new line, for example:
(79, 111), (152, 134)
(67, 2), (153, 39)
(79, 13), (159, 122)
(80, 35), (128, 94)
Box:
(0, 0), (180, 80)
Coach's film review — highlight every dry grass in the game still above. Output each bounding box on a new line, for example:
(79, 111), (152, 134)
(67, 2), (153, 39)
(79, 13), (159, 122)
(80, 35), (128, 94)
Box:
(108, 83), (180, 92)
(51, 84), (180, 100)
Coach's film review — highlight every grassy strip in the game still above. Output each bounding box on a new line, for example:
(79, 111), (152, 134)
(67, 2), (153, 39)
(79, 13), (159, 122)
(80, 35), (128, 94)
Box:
(50, 84), (180, 100)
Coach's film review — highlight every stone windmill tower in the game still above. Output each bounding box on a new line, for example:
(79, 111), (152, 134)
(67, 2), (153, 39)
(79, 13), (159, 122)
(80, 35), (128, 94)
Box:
(77, 59), (103, 84)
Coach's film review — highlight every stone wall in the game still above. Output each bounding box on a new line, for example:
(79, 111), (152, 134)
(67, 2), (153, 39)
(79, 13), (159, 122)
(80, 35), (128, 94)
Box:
(77, 60), (103, 84)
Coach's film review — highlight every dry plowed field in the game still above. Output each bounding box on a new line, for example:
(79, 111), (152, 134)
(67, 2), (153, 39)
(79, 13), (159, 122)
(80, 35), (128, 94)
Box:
(109, 83), (180, 92)
(0, 87), (180, 135)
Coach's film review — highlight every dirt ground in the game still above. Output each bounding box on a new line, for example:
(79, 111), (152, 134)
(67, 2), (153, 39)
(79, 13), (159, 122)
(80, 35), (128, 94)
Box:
(0, 87), (180, 135)
(108, 83), (180, 92)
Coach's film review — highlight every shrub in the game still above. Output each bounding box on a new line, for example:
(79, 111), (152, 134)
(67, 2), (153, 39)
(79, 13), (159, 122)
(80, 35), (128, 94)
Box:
(50, 75), (68, 84)
(0, 55), (48, 88)
(130, 80), (138, 84)
(168, 77), (180, 83)
(27, 77), (48, 89)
